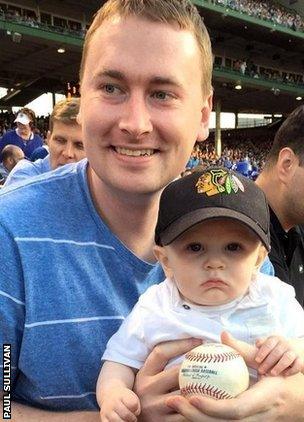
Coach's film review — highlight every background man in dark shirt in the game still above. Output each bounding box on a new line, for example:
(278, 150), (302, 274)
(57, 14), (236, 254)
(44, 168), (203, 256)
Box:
(256, 105), (304, 306)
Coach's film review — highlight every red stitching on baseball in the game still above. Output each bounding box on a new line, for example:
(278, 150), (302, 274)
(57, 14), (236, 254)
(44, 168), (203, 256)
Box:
(181, 383), (232, 400)
(184, 351), (239, 363)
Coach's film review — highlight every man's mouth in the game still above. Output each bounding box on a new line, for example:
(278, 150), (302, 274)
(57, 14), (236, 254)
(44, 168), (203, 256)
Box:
(114, 147), (156, 157)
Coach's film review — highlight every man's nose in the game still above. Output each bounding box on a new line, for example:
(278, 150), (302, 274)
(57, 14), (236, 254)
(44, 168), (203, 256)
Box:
(118, 93), (153, 139)
(63, 143), (74, 158)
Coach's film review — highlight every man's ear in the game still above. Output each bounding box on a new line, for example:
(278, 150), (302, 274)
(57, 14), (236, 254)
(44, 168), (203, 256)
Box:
(153, 245), (174, 279)
(196, 91), (213, 144)
(76, 103), (82, 125)
(46, 130), (51, 146)
(277, 147), (299, 184)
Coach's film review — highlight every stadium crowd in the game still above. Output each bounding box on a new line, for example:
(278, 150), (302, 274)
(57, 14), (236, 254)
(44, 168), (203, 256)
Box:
(228, 58), (304, 87)
(211, 0), (304, 32)
(0, 3), (86, 37)
(185, 129), (273, 179)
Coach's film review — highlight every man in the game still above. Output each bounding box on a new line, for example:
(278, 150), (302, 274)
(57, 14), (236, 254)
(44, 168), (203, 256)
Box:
(0, 1), (303, 421)
(0, 107), (43, 158)
(256, 105), (304, 306)
(4, 97), (84, 187)
(0, 145), (24, 184)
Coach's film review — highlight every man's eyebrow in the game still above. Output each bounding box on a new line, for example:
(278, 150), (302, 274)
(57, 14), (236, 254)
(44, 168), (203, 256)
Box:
(150, 76), (183, 89)
(94, 70), (182, 88)
(94, 69), (126, 81)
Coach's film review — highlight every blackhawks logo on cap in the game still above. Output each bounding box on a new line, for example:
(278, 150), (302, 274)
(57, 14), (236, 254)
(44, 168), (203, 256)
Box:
(196, 169), (244, 197)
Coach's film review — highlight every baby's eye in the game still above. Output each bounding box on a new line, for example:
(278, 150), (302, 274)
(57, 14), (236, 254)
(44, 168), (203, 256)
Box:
(186, 243), (202, 252)
(226, 243), (242, 252)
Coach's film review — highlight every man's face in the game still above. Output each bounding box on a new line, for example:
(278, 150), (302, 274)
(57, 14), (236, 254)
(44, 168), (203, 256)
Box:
(285, 163), (304, 226)
(47, 121), (85, 170)
(79, 16), (212, 196)
(16, 122), (31, 136)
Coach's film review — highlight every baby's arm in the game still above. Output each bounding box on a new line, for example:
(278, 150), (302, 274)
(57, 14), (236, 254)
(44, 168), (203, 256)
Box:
(97, 361), (140, 422)
(255, 336), (304, 376)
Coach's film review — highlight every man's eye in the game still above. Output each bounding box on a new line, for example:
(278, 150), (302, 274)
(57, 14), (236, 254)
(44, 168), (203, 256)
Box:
(152, 91), (170, 100)
(54, 138), (66, 144)
(102, 84), (120, 94)
(187, 243), (202, 252)
(226, 243), (241, 252)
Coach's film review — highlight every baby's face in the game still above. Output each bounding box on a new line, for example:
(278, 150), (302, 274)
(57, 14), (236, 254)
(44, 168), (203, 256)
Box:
(157, 219), (266, 306)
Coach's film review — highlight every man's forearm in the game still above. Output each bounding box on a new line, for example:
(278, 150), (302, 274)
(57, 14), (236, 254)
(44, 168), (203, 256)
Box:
(1, 400), (99, 422)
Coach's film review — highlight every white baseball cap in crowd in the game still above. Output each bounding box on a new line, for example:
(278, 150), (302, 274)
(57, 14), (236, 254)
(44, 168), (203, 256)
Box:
(14, 112), (31, 125)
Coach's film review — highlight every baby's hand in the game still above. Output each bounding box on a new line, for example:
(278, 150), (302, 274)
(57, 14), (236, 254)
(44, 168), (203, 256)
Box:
(255, 336), (303, 376)
(99, 387), (140, 422)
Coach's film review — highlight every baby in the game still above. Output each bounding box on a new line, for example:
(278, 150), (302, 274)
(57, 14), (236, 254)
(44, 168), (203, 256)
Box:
(97, 167), (304, 421)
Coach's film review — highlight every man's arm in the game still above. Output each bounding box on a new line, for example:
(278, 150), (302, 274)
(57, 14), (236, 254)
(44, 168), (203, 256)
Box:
(0, 398), (99, 422)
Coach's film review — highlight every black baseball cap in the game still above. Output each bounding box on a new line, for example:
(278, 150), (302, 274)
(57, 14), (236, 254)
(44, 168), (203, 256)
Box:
(155, 167), (270, 250)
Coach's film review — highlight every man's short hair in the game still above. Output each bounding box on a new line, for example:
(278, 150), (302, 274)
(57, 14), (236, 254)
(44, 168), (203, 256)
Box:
(79, 0), (213, 97)
(49, 97), (80, 133)
(1, 145), (23, 163)
(266, 105), (304, 167)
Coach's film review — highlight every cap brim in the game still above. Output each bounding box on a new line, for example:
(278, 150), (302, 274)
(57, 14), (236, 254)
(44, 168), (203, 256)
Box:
(159, 207), (270, 251)
(14, 116), (31, 125)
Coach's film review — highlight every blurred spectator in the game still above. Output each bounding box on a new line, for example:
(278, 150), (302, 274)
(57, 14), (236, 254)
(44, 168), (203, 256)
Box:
(0, 145), (24, 185)
(4, 98), (84, 187)
(30, 146), (49, 161)
(0, 108), (43, 158)
(240, 59), (247, 75)
(256, 105), (304, 307)
(186, 150), (201, 169)
(236, 157), (250, 176)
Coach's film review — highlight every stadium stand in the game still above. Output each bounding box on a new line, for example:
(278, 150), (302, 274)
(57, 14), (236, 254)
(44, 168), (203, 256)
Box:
(210, 0), (304, 32)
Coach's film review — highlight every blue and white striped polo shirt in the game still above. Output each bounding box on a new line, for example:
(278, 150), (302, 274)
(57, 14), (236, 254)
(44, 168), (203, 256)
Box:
(0, 159), (164, 411)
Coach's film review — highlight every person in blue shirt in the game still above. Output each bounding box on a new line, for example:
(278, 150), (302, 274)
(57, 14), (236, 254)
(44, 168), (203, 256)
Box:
(0, 107), (43, 158)
(4, 97), (84, 187)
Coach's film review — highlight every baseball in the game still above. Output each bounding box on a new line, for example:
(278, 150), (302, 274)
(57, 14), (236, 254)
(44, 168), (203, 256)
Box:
(179, 343), (249, 400)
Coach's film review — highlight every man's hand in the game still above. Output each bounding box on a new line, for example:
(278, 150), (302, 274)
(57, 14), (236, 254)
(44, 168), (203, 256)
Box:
(134, 338), (202, 422)
(166, 332), (304, 421)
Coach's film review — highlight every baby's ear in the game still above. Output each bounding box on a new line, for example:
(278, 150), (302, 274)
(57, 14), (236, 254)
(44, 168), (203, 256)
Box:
(255, 245), (268, 270)
(153, 245), (174, 279)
